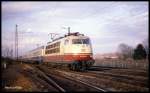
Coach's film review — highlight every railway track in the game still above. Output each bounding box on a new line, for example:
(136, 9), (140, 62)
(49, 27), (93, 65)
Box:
(36, 65), (107, 92)
(22, 64), (65, 92)
(88, 66), (148, 77)
(86, 66), (148, 88)
(86, 71), (148, 88)
(49, 68), (149, 92)
(44, 64), (148, 88)
(21, 63), (148, 92)
(89, 70), (148, 81)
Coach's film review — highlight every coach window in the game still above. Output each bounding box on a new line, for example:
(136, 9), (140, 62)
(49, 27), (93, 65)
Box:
(64, 39), (69, 45)
(54, 43), (56, 47)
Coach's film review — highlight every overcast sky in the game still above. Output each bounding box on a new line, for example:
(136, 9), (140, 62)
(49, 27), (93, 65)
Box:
(2, 1), (148, 56)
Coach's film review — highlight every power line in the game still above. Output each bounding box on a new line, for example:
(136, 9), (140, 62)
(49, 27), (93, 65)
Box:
(48, 33), (59, 41)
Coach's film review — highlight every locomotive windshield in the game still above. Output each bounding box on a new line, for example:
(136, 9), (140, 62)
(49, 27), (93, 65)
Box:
(72, 38), (89, 44)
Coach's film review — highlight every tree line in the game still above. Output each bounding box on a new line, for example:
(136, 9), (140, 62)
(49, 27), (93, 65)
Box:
(117, 38), (148, 60)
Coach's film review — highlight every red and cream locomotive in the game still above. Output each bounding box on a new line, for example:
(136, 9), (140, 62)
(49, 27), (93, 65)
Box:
(22, 32), (95, 71)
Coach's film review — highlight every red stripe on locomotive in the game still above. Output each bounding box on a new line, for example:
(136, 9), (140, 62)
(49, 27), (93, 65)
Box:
(44, 53), (93, 62)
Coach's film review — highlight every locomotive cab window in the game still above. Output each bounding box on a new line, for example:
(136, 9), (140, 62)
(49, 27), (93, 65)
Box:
(82, 38), (90, 44)
(72, 38), (89, 44)
(72, 39), (82, 44)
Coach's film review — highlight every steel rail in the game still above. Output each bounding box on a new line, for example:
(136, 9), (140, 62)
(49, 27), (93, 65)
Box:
(53, 70), (108, 92)
(37, 65), (107, 92)
(35, 67), (66, 92)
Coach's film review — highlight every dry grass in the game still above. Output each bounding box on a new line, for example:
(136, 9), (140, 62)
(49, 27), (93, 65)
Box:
(2, 63), (40, 92)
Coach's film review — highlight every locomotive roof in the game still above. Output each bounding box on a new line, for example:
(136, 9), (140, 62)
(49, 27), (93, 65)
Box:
(29, 46), (44, 52)
(22, 32), (89, 57)
(47, 32), (87, 44)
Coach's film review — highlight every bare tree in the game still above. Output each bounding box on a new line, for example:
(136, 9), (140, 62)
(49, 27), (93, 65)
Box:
(6, 48), (9, 58)
(142, 38), (149, 56)
(117, 43), (134, 59)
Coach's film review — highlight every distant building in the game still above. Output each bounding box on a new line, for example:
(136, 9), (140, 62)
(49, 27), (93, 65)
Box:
(94, 53), (119, 59)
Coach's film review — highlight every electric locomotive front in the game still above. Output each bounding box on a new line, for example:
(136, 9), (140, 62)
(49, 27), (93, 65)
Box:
(43, 32), (94, 71)
(63, 32), (95, 71)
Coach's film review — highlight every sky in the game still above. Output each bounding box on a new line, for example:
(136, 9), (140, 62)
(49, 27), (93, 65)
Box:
(2, 1), (149, 57)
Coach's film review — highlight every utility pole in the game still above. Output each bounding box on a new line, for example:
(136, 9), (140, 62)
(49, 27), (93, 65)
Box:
(11, 44), (13, 58)
(10, 48), (13, 59)
(15, 24), (18, 60)
(6, 47), (9, 58)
